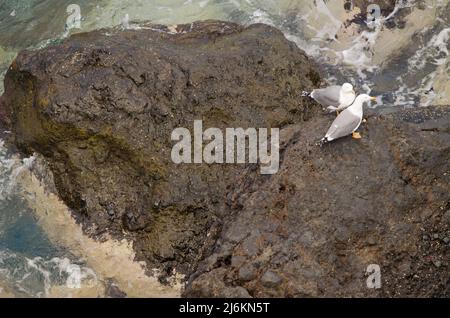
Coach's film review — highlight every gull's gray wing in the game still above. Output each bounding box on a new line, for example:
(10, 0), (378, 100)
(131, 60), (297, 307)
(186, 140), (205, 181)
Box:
(325, 108), (362, 140)
(311, 85), (341, 107)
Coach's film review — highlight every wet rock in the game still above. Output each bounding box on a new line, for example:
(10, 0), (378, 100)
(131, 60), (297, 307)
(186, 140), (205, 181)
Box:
(121, 209), (150, 232)
(105, 279), (127, 298)
(238, 263), (257, 282)
(231, 255), (246, 268)
(1, 19), (449, 298)
(433, 260), (442, 268)
(241, 234), (262, 257)
(444, 210), (450, 222)
(260, 270), (282, 288)
(186, 106), (450, 297)
(0, 20), (320, 280)
(222, 287), (252, 298)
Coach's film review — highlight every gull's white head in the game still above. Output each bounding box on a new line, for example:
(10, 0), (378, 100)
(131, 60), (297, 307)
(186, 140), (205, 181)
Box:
(338, 83), (356, 108)
(341, 83), (355, 94)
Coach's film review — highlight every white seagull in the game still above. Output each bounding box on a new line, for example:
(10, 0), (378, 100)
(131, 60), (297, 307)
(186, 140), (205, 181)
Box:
(319, 94), (376, 145)
(303, 83), (356, 113)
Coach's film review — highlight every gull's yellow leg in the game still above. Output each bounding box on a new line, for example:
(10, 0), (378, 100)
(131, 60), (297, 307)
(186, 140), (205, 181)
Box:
(336, 111), (340, 116)
(352, 132), (362, 139)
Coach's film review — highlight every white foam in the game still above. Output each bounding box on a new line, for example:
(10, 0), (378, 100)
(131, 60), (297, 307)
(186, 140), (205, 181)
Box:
(340, 28), (380, 71)
(408, 28), (450, 71)
(0, 248), (99, 297)
(0, 140), (30, 200)
(389, 26), (450, 106)
(249, 9), (274, 26)
(50, 257), (98, 290)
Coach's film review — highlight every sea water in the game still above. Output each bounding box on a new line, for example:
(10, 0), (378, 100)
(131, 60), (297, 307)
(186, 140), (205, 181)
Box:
(0, 141), (99, 297)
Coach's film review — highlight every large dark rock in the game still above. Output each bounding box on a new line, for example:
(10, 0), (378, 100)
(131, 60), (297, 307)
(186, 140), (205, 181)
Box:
(0, 20), (320, 279)
(1, 20), (448, 297)
(185, 106), (450, 297)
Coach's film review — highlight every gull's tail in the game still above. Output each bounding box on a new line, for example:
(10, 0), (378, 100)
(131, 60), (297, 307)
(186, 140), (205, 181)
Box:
(301, 90), (311, 97)
(317, 137), (330, 147)
(326, 106), (339, 112)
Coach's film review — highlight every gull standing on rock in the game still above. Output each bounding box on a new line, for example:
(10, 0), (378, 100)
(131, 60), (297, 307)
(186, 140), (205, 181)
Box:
(319, 94), (376, 145)
(303, 83), (356, 113)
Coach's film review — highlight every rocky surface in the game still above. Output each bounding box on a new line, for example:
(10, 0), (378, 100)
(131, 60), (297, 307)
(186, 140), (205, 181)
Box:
(0, 20), (449, 297)
(185, 106), (450, 297)
(0, 20), (320, 281)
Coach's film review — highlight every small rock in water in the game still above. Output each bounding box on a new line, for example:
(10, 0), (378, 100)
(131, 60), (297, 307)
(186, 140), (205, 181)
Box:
(10, 10), (16, 17)
(105, 280), (127, 298)
(433, 233), (439, 240)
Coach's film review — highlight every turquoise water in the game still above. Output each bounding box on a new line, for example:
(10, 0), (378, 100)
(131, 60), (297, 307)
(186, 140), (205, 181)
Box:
(0, 0), (449, 297)
(0, 201), (57, 257)
(1, 0), (449, 102)
(0, 143), (98, 297)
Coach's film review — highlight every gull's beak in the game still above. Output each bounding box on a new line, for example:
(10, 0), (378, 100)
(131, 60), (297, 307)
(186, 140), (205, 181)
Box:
(370, 96), (377, 101)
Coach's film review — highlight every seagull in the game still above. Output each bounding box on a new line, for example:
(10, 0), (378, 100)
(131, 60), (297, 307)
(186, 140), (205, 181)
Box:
(303, 83), (356, 113)
(319, 94), (376, 145)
